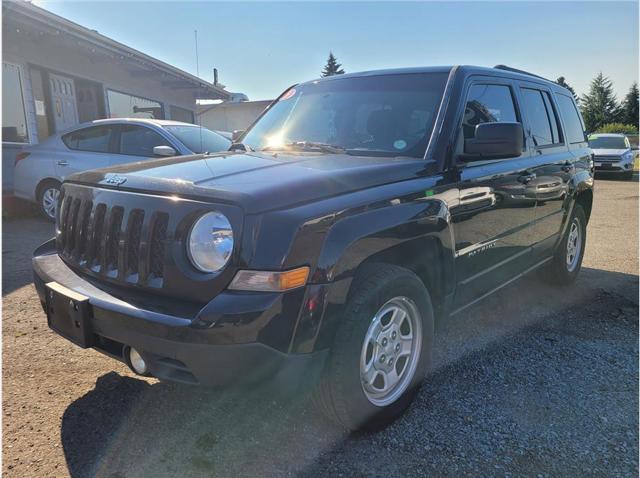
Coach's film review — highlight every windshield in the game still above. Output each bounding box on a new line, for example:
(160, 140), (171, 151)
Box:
(242, 72), (449, 157)
(164, 125), (231, 154)
(588, 135), (629, 150)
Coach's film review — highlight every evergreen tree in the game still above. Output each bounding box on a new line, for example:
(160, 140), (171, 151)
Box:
(621, 82), (639, 127)
(580, 72), (620, 132)
(556, 76), (579, 103)
(321, 52), (345, 77)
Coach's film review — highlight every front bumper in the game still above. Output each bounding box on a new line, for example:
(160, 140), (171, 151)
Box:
(33, 240), (328, 387)
(594, 161), (633, 173)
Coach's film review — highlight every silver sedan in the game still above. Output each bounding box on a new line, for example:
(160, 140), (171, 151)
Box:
(14, 118), (231, 220)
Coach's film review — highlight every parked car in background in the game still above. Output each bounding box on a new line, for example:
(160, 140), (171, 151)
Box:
(588, 133), (635, 179)
(32, 65), (593, 430)
(14, 119), (232, 220)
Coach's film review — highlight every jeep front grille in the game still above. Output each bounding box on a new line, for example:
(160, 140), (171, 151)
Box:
(55, 183), (242, 302)
(58, 194), (169, 288)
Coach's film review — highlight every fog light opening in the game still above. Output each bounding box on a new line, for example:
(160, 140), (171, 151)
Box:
(124, 346), (150, 376)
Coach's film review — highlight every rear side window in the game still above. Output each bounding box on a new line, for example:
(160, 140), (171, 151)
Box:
(119, 125), (171, 157)
(521, 88), (562, 146)
(62, 126), (113, 153)
(462, 84), (518, 140)
(556, 94), (586, 144)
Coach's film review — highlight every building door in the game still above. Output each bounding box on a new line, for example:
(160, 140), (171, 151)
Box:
(49, 73), (78, 132)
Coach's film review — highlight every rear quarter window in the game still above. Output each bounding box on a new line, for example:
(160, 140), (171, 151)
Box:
(62, 126), (114, 153)
(556, 94), (586, 144)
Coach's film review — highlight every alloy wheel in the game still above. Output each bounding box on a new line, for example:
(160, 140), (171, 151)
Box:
(360, 296), (422, 407)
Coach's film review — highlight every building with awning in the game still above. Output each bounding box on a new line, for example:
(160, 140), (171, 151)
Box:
(2, 0), (232, 193)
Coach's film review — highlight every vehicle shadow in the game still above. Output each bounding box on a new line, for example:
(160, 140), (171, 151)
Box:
(59, 267), (638, 477)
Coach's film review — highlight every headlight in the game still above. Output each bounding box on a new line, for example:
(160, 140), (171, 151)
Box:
(187, 211), (234, 272)
(623, 151), (634, 161)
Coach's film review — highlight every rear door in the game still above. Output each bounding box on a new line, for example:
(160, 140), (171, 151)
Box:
(451, 78), (537, 309)
(515, 83), (573, 258)
(57, 125), (117, 178)
(111, 124), (175, 165)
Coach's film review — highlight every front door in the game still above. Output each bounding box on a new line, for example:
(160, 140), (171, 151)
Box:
(49, 73), (79, 133)
(450, 80), (537, 309)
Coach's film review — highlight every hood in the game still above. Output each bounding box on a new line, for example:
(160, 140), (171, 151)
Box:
(66, 151), (432, 213)
(592, 148), (629, 157)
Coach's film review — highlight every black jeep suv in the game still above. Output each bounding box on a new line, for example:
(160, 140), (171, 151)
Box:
(33, 65), (593, 430)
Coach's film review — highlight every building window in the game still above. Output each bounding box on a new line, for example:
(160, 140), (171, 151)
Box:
(170, 105), (194, 124)
(2, 63), (29, 143)
(107, 89), (164, 119)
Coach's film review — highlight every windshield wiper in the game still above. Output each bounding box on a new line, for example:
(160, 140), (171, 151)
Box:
(262, 141), (346, 154)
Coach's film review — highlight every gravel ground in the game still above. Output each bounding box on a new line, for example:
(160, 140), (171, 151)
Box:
(2, 178), (638, 477)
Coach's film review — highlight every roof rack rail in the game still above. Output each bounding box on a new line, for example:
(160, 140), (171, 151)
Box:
(493, 64), (550, 82)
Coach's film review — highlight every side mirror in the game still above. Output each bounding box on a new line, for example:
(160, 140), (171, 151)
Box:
(153, 145), (176, 157)
(231, 130), (245, 142)
(464, 122), (523, 160)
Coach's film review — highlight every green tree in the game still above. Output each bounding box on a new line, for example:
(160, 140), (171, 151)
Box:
(556, 76), (579, 103)
(321, 52), (345, 77)
(620, 83), (639, 127)
(595, 123), (638, 134)
(580, 72), (620, 133)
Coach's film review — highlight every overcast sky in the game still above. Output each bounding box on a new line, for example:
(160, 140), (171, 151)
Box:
(34, 1), (639, 101)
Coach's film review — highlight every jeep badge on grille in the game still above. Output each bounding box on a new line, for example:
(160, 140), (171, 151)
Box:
(105, 175), (127, 186)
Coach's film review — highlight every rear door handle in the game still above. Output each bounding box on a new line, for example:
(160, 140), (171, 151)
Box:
(518, 173), (536, 184)
(57, 160), (68, 166)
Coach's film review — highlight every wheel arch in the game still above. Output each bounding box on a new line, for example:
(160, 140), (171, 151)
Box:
(575, 187), (593, 223)
(306, 200), (456, 352)
(35, 177), (62, 199)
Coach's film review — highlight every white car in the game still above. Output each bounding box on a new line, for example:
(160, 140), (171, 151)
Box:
(588, 133), (636, 179)
(14, 118), (231, 220)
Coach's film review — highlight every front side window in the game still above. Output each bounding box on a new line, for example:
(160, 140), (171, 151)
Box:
(2, 63), (29, 143)
(62, 126), (114, 153)
(521, 88), (562, 147)
(556, 94), (586, 144)
(164, 126), (231, 154)
(107, 90), (164, 119)
(119, 125), (171, 156)
(462, 84), (518, 140)
(242, 73), (449, 158)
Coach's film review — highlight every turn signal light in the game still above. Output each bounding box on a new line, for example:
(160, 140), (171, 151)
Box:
(229, 266), (310, 292)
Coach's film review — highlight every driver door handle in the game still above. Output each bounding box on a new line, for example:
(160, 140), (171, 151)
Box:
(57, 160), (68, 166)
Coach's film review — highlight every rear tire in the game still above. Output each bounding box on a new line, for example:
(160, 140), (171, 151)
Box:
(314, 263), (434, 431)
(540, 204), (586, 285)
(36, 180), (61, 222)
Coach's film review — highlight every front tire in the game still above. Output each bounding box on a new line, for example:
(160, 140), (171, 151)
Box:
(36, 180), (61, 222)
(315, 263), (434, 431)
(541, 204), (586, 285)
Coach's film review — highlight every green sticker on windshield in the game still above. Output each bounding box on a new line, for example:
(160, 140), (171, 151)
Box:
(424, 190), (435, 197)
